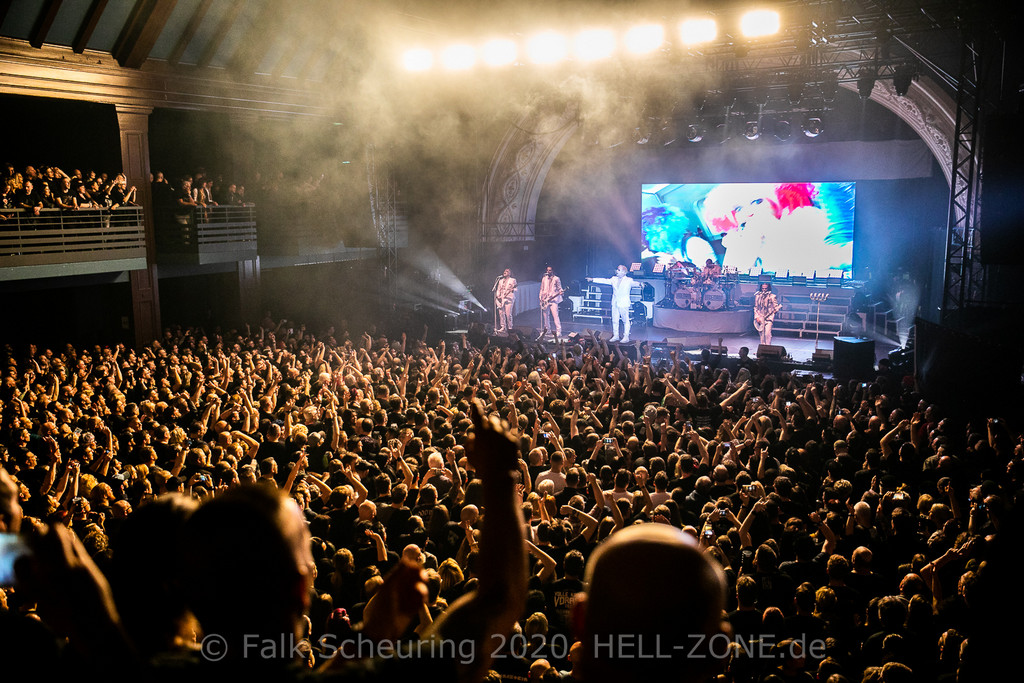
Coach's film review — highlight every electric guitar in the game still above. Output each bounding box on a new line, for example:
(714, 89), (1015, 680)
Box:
(540, 285), (565, 306)
(494, 279), (517, 307)
(753, 298), (781, 332)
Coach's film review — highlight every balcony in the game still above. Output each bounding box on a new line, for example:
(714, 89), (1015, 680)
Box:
(155, 205), (258, 265)
(0, 207), (147, 281)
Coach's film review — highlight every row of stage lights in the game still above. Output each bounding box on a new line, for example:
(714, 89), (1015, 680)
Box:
(680, 115), (824, 144)
(402, 10), (782, 72)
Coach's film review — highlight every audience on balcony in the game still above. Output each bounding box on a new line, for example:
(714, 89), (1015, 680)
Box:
(107, 175), (138, 209)
(1, 163), (252, 218)
(0, 315), (1015, 682)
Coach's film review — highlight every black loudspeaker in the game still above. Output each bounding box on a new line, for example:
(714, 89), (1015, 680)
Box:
(508, 327), (539, 343)
(833, 336), (875, 380)
(630, 301), (648, 326)
(980, 113), (1024, 265)
(756, 344), (786, 359)
(640, 282), (655, 301)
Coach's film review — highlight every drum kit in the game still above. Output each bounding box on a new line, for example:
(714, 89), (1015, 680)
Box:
(666, 263), (737, 311)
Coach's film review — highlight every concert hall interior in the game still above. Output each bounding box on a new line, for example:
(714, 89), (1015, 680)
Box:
(2, 1), (1020, 394)
(3, 3), (1024, 681)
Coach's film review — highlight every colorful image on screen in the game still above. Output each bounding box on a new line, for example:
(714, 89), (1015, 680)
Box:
(641, 182), (855, 277)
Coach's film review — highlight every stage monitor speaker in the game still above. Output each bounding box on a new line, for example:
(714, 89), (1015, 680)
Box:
(709, 345), (728, 355)
(630, 301), (648, 326)
(508, 327), (539, 342)
(640, 282), (655, 301)
(757, 344), (786, 359)
(833, 336), (875, 380)
(790, 275), (807, 285)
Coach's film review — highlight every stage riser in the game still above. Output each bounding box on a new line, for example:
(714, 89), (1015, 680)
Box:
(652, 307), (751, 334)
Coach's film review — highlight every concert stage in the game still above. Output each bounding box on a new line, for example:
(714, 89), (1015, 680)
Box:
(652, 306), (752, 334)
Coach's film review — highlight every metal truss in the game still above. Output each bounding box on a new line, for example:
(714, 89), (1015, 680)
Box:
(481, 222), (536, 242)
(366, 145), (399, 308)
(614, 1), (962, 113)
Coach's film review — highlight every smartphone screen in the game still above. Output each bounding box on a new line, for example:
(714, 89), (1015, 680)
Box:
(0, 534), (29, 586)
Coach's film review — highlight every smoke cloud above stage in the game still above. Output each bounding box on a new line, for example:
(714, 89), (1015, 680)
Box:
(134, 0), (948, 321)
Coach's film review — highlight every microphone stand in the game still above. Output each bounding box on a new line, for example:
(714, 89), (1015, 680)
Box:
(810, 292), (829, 351)
(492, 275), (502, 333)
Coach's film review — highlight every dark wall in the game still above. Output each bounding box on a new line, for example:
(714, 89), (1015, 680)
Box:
(260, 260), (382, 332)
(148, 109), (244, 184)
(159, 271), (242, 331)
(0, 277), (132, 350)
(0, 94), (121, 173)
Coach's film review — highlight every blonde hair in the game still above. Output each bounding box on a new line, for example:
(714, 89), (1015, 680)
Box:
(438, 558), (464, 591)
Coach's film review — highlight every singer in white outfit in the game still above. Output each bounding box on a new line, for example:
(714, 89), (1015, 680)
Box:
(538, 266), (563, 342)
(493, 269), (517, 333)
(588, 265), (636, 342)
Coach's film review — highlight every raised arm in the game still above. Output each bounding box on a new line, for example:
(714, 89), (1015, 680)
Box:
(423, 402), (527, 683)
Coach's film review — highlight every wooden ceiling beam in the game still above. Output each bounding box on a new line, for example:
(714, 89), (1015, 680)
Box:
(0, 1), (13, 31)
(112, 0), (178, 69)
(72, 0), (109, 54)
(167, 0), (211, 66)
(29, 0), (62, 48)
(228, 0), (287, 76)
(196, 0), (244, 69)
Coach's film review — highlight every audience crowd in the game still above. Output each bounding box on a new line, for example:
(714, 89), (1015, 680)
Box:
(1, 163), (251, 216)
(0, 316), (1018, 683)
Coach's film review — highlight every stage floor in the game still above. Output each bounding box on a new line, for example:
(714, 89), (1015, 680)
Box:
(504, 307), (901, 364)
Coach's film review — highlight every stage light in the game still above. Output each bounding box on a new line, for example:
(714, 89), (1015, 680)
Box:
(740, 10), (780, 38)
(624, 24), (665, 55)
(481, 38), (517, 67)
(402, 48), (434, 72)
(686, 123), (704, 142)
(787, 82), (804, 105)
(679, 18), (717, 46)
(858, 69), (877, 99)
(802, 116), (823, 138)
(526, 31), (569, 65)
(893, 67), (916, 96)
(821, 73), (838, 102)
(440, 44), (476, 71)
(743, 121), (760, 140)
(574, 28), (616, 62)
(774, 118), (793, 141)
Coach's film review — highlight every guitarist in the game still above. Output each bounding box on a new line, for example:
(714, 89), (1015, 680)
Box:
(538, 265), (564, 342)
(753, 281), (782, 345)
(493, 268), (518, 334)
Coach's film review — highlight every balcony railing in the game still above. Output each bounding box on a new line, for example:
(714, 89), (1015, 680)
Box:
(155, 204), (258, 265)
(0, 207), (147, 280)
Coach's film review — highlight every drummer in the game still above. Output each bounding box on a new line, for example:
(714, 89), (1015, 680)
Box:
(672, 258), (698, 276)
(701, 258), (722, 283)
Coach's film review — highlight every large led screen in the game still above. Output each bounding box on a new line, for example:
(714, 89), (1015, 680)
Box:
(641, 182), (855, 277)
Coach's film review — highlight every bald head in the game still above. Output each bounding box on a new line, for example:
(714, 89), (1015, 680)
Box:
(576, 524), (727, 682)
